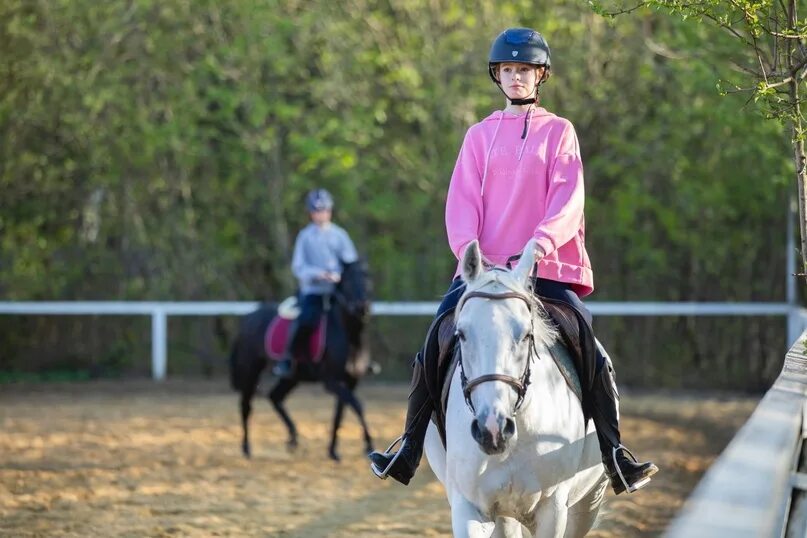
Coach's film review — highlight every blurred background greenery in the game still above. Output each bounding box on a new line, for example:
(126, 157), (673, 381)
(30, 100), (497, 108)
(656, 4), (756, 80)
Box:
(0, 0), (795, 389)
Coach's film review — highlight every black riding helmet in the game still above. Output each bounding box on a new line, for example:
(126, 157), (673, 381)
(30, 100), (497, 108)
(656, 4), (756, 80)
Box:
(488, 28), (551, 107)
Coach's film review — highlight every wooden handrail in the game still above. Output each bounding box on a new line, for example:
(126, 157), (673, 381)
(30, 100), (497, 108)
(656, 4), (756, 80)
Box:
(665, 331), (807, 537)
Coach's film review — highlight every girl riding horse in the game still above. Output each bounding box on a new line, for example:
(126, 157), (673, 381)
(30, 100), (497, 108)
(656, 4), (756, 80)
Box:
(369, 27), (658, 495)
(274, 188), (359, 378)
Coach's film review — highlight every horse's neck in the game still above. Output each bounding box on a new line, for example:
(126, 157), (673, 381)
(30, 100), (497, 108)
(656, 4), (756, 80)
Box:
(519, 343), (580, 427)
(335, 306), (363, 348)
(346, 316), (363, 348)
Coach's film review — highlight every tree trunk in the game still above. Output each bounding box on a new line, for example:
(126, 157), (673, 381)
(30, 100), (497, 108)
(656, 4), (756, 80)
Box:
(791, 118), (807, 275)
(788, 0), (807, 275)
(267, 128), (294, 295)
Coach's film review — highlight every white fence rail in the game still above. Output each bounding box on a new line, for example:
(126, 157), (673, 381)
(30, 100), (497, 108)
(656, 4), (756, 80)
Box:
(664, 328), (807, 537)
(0, 301), (803, 380)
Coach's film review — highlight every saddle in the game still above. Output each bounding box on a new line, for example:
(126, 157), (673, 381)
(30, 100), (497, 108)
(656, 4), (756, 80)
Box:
(264, 296), (327, 363)
(423, 297), (598, 447)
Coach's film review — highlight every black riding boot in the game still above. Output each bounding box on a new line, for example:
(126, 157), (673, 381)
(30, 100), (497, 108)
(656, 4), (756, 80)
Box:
(590, 363), (659, 494)
(272, 357), (293, 377)
(368, 354), (432, 485)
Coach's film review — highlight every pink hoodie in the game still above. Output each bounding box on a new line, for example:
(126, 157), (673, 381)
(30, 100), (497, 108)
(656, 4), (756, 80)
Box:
(445, 107), (594, 297)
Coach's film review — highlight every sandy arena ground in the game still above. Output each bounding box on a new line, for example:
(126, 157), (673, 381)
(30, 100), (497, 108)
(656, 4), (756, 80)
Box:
(0, 380), (758, 537)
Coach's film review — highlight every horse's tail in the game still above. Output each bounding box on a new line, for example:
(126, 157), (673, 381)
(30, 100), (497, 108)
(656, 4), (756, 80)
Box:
(229, 305), (275, 391)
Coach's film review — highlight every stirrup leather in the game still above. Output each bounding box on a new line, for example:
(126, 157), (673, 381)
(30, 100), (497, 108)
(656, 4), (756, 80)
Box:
(611, 444), (651, 493)
(369, 436), (406, 479)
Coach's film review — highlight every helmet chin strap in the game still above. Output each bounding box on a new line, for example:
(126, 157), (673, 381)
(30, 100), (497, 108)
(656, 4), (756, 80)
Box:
(494, 80), (541, 106)
(494, 82), (540, 138)
(491, 68), (548, 138)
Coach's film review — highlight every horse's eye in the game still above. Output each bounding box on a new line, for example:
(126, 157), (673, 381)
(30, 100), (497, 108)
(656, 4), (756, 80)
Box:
(455, 329), (466, 341)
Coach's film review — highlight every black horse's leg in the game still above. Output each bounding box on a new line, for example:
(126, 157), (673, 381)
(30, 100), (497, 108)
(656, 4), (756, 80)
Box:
(240, 380), (258, 458)
(324, 378), (374, 456)
(328, 398), (346, 462)
(343, 376), (374, 453)
(268, 377), (300, 450)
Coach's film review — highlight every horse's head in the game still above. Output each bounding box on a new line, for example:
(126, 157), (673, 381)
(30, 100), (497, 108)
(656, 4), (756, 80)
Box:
(335, 258), (371, 321)
(455, 239), (557, 455)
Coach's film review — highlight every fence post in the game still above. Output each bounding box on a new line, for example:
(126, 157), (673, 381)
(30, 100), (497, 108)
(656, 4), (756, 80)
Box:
(790, 308), (807, 350)
(151, 308), (167, 381)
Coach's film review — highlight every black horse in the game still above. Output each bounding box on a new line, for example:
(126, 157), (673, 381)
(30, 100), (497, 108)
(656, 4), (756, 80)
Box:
(229, 260), (375, 461)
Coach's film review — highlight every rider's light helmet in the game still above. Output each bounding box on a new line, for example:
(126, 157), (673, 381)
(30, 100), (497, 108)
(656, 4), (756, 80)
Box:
(305, 188), (334, 212)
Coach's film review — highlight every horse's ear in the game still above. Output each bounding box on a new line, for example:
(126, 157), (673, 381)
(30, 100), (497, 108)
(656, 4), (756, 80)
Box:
(461, 240), (483, 282)
(513, 239), (537, 284)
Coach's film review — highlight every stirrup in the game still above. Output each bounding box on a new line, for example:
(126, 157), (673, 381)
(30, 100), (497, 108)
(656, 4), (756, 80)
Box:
(611, 445), (651, 493)
(369, 436), (406, 480)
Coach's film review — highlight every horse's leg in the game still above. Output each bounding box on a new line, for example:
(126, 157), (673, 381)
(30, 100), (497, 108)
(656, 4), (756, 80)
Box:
(563, 476), (608, 538)
(268, 377), (300, 450)
(492, 517), (524, 538)
(240, 379), (258, 458)
(449, 491), (495, 538)
(346, 377), (374, 453)
(532, 493), (570, 538)
(328, 398), (346, 462)
(323, 378), (373, 455)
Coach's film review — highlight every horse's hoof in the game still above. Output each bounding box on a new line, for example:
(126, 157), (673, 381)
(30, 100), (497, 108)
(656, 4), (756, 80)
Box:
(242, 444), (251, 458)
(287, 438), (299, 452)
(364, 440), (374, 455)
(329, 448), (341, 462)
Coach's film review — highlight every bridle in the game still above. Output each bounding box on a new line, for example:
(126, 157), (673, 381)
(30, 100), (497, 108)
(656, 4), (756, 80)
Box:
(456, 289), (540, 415)
(331, 287), (366, 319)
(331, 264), (369, 320)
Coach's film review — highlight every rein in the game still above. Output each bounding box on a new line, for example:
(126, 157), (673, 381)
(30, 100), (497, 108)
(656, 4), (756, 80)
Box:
(331, 266), (368, 320)
(456, 289), (539, 415)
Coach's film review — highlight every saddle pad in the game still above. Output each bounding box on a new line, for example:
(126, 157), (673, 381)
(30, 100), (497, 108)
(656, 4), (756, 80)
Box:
(264, 316), (326, 363)
(547, 341), (582, 403)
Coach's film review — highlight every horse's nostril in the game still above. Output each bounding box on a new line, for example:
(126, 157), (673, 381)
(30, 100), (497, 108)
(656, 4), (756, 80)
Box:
(503, 418), (516, 439)
(471, 419), (482, 440)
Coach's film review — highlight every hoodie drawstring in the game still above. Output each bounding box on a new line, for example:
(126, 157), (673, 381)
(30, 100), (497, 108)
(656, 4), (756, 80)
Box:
(517, 107), (534, 161)
(480, 112), (504, 197)
(481, 108), (534, 196)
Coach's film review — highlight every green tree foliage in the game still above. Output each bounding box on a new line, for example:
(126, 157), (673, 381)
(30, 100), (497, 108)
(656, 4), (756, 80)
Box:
(591, 0), (807, 272)
(0, 0), (792, 388)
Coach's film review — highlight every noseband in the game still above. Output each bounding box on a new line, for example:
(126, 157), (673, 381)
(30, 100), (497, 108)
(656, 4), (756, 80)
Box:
(457, 290), (539, 415)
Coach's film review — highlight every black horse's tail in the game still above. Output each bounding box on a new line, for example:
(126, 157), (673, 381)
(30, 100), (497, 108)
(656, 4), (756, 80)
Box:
(228, 305), (275, 392)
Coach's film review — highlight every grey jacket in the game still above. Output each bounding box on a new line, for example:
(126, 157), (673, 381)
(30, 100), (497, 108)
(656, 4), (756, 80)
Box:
(291, 222), (358, 295)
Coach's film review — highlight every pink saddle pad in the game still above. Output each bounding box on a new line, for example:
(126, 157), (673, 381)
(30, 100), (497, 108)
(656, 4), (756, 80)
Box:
(265, 316), (326, 363)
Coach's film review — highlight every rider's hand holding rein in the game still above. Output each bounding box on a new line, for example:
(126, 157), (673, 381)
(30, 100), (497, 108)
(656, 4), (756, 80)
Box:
(534, 245), (545, 264)
(319, 271), (341, 283)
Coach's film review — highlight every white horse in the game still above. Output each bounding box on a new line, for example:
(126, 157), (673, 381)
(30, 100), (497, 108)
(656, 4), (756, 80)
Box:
(423, 239), (608, 538)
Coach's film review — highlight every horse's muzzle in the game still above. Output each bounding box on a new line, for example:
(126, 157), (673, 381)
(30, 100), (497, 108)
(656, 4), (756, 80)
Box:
(471, 411), (515, 455)
(352, 301), (370, 319)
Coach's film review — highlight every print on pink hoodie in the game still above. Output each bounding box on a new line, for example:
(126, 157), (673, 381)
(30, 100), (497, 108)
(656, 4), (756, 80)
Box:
(445, 107), (594, 297)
